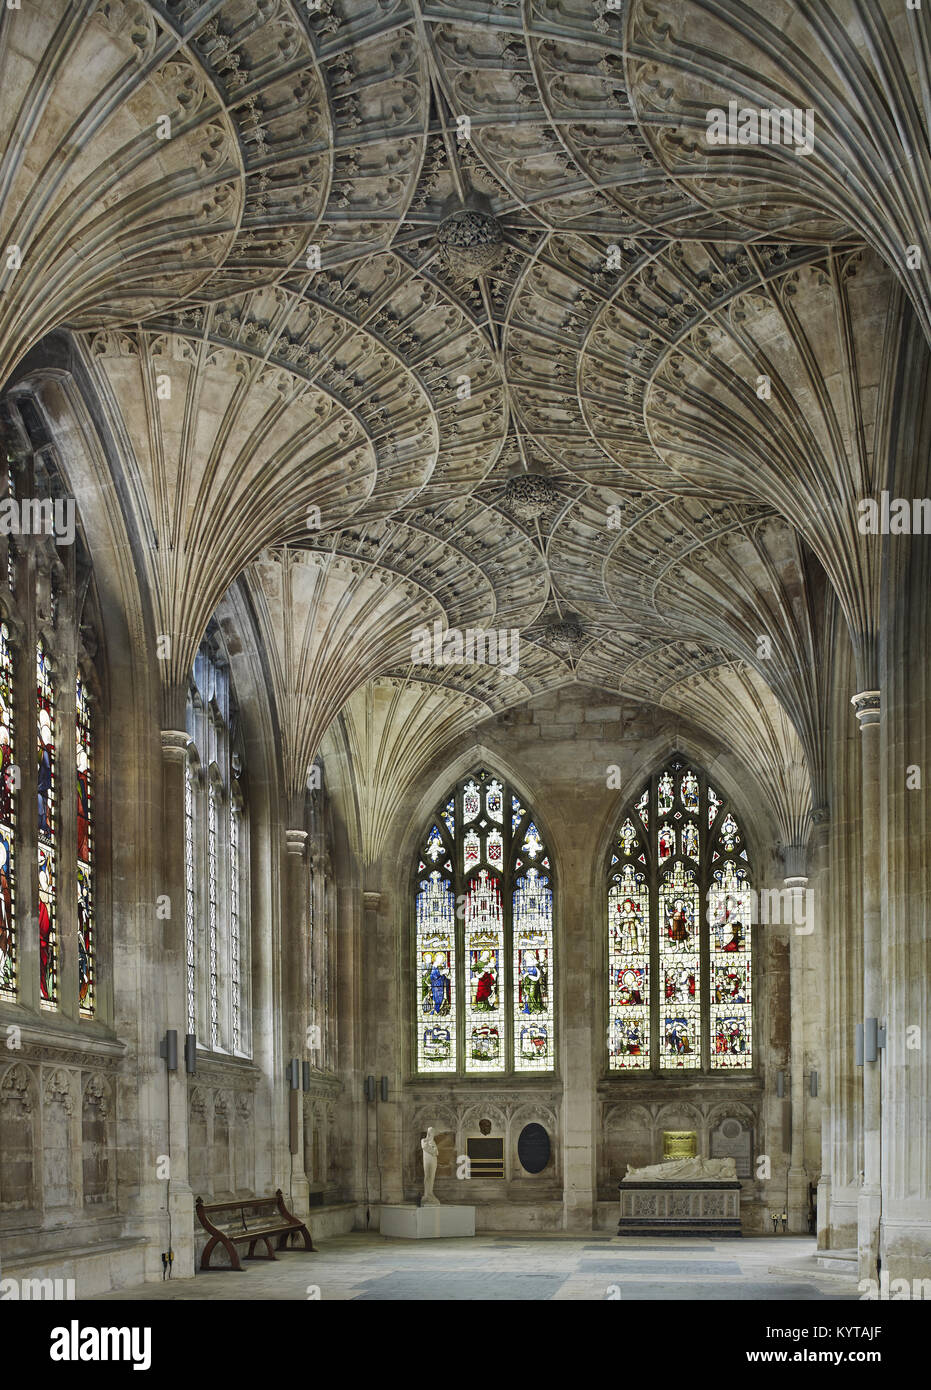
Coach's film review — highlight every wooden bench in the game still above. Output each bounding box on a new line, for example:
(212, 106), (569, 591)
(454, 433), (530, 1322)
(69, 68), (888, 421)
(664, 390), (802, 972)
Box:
(195, 1190), (316, 1271)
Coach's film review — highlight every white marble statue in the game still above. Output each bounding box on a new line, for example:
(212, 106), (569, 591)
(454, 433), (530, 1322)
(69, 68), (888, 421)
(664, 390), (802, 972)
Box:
(622, 1155), (738, 1182)
(421, 1126), (440, 1206)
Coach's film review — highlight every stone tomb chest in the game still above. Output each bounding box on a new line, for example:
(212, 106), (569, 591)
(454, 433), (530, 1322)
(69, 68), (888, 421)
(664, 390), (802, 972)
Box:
(617, 1157), (741, 1237)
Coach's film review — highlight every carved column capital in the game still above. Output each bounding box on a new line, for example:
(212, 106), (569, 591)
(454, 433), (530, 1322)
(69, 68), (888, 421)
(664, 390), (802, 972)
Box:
(286, 828), (308, 858)
(160, 729), (190, 763)
(851, 690), (881, 727)
(363, 891), (382, 914)
(781, 842), (809, 880)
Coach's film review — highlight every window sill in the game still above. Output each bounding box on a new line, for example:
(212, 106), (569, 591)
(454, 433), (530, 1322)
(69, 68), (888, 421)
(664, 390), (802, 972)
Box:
(0, 1006), (126, 1059)
(406, 1072), (560, 1086)
(597, 1070), (763, 1088)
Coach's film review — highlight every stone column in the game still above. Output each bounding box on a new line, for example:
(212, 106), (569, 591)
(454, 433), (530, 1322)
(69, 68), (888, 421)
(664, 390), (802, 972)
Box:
(160, 730), (195, 1278)
(851, 690), (882, 1280)
(783, 845), (809, 1233)
(805, 810), (835, 1250)
(285, 827), (310, 1215)
(362, 890), (397, 1205)
(563, 875), (595, 1231)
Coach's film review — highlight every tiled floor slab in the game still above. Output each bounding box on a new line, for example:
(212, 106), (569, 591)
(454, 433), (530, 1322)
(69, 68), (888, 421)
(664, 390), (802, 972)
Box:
(88, 1233), (860, 1302)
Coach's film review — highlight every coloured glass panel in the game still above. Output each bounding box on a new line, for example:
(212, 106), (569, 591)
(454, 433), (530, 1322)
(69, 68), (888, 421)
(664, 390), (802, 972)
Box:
(462, 781), (480, 824)
(708, 787), (722, 827)
(635, 787), (649, 828)
(425, 824), (444, 862)
(513, 867), (553, 1071)
(417, 870), (456, 1071)
(0, 624), (14, 1002)
(465, 868), (504, 1072)
(464, 827), (480, 871)
(76, 672), (95, 1017)
(659, 864), (700, 1068)
(608, 864), (649, 1070)
(682, 821), (699, 861)
(709, 859), (753, 1069)
(37, 640), (57, 1009)
(681, 770), (699, 812)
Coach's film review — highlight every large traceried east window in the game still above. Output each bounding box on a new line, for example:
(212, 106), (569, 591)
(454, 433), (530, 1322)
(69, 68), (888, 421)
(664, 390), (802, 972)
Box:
(608, 755), (753, 1073)
(414, 768), (555, 1075)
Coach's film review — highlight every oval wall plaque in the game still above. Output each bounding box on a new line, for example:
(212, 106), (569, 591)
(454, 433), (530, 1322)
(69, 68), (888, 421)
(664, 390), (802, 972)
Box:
(517, 1122), (551, 1174)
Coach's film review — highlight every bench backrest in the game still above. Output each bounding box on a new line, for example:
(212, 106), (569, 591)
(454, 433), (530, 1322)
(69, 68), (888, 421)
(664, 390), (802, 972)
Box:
(197, 1195), (277, 1218)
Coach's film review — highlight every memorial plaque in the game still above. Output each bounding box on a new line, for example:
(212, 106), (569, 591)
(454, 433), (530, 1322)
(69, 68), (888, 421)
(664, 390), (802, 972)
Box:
(467, 1136), (504, 1177)
(710, 1117), (752, 1177)
(517, 1122), (551, 1174)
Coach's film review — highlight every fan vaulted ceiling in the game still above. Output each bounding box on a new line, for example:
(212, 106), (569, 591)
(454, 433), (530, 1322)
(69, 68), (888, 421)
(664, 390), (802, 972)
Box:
(2, 0), (927, 844)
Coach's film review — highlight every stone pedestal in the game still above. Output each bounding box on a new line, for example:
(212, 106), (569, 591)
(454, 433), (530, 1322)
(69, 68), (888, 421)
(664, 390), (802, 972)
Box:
(617, 1182), (742, 1237)
(379, 1205), (475, 1239)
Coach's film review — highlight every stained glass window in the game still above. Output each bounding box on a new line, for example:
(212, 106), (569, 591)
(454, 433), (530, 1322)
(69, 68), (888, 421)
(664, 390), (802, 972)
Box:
(414, 768), (555, 1075)
(0, 624), (15, 1003)
(76, 672), (95, 1017)
(37, 639), (57, 1010)
(607, 756), (753, 1073)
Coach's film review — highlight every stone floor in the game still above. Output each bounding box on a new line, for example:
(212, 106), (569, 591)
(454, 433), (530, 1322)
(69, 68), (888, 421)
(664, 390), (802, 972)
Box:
(90, 1233), (861, 1301)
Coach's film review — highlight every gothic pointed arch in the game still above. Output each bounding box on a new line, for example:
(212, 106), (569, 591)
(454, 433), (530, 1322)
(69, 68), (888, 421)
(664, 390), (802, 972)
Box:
(608, 753), (753, 1073)
(413, 766), (555, 1076)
